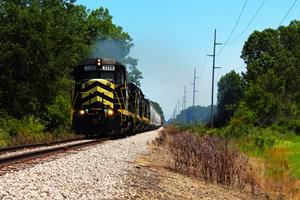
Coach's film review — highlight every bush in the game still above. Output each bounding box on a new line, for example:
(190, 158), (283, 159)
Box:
(159, 126), (249, 188)
(178, 123), (208, 136)
(279, 119), (300, 134)
(0, 128), (10, 147)
(0, 110), (22, 137)
(0, 109), (78, 146)
(218, 124), (253, 138)
(9, 116), (46, 145)
(45, 95), (71, 132)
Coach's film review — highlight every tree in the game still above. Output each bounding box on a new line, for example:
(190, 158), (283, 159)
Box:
(126, 57), (143, 86)
(216, 71), (244, 126)
(240, 20), (300, 127)
(174, 105), (213, 124)
(88, 8), (133, 61)
(0, 0), (138, 130)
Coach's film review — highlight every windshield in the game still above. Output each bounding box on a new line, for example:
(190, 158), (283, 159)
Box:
(101, 72), (115, 82)
(83, 72), (99, 80)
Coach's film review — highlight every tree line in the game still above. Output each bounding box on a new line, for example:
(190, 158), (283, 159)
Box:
(216, 20), (299, 133)
(169, 105), (216, 124)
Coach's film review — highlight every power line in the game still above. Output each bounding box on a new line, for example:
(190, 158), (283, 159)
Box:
(217, 0), (248, 55)
(279, 0), (298, 26)
(229, 0), (266, 44)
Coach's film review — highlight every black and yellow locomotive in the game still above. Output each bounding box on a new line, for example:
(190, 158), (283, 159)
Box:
(71, 58), (161, 137)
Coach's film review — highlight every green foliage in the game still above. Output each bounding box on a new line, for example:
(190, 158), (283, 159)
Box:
(170, 105), (215, 124)
(229, 101), (256, 127)
(240, 20), (300, 128)
(45, 95), (71, 132)
(216, 70), (244, 126)
(0, 1), (138, 144)
(0, 110), (22, 137)
(218, 124), (295, 158)
(0, 110), (46, 147)
(20, 116), (45, 134)
(126, 57), (143, 86)
(178, 123), (208, 136)
(279, 119), (300, 134)
(280, 136), (300, 178)
(0, 128), (10, 147)
(0, 109), (79, 147)
(0, 0), (92, 119)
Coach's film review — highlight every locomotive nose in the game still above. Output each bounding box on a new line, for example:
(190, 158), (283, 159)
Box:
(81, 79), (115, 109)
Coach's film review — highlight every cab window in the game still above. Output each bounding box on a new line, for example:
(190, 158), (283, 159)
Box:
(116, 71), (125, 85)
(100, 72), (115, 82)
(83, 72), (99, 80)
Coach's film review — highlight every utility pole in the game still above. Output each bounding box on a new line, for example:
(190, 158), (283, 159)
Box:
(173, 107), (177, 119)
(177, 100), (181, 114)
(183, 86), (187, 110)
(208, 29), (222, 128)
(192, 68), (198, 107)
(190, 68), (198, 122)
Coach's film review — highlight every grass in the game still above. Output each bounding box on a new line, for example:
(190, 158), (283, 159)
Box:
(277, 136), (300, 179)
(0, 114), (79, 148)
(171, 124), (300, 198)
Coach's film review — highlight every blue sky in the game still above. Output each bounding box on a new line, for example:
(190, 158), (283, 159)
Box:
(76, 0), (300, 119)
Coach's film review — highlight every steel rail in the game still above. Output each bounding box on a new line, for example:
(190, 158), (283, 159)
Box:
(0, 138), (110, 168)
(0, 138), (83, 154)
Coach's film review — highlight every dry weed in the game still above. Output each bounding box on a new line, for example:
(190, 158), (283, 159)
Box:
(156, 126), (250, 189)
(155, 126), (300, 199)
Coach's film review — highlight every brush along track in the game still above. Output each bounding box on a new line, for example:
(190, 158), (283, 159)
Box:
(0, 138), (110, 168)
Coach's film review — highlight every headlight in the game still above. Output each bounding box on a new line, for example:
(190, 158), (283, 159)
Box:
(96, 58), (101, 66)
(79, 109), (85, 115)
(107, 109), (114, 116)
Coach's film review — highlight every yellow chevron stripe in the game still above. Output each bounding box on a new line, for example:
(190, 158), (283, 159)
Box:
(82, 86), (113, 99)
(82, 96), (114, 108)
(118, 109), (134, 116)
(142, 117), (150, 122)
(82, 79), (115, 90)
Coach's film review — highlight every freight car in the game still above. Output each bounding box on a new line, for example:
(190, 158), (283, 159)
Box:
(71, 58), (162, 137)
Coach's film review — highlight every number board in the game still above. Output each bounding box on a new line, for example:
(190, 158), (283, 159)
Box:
(84, 65), (96, 71)
(102, 65), (115, 71)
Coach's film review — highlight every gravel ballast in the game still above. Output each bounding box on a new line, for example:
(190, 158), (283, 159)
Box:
(0, 129), (159, 200)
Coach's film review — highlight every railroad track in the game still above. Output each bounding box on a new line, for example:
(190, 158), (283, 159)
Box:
(0, 138), (82, 154)
(0, 138), (111, 169)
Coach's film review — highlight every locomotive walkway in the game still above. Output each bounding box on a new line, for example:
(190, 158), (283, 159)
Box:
(0, 128), (250, 199)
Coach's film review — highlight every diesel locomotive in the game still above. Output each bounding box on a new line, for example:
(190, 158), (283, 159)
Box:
(71, 58), (162, 137)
